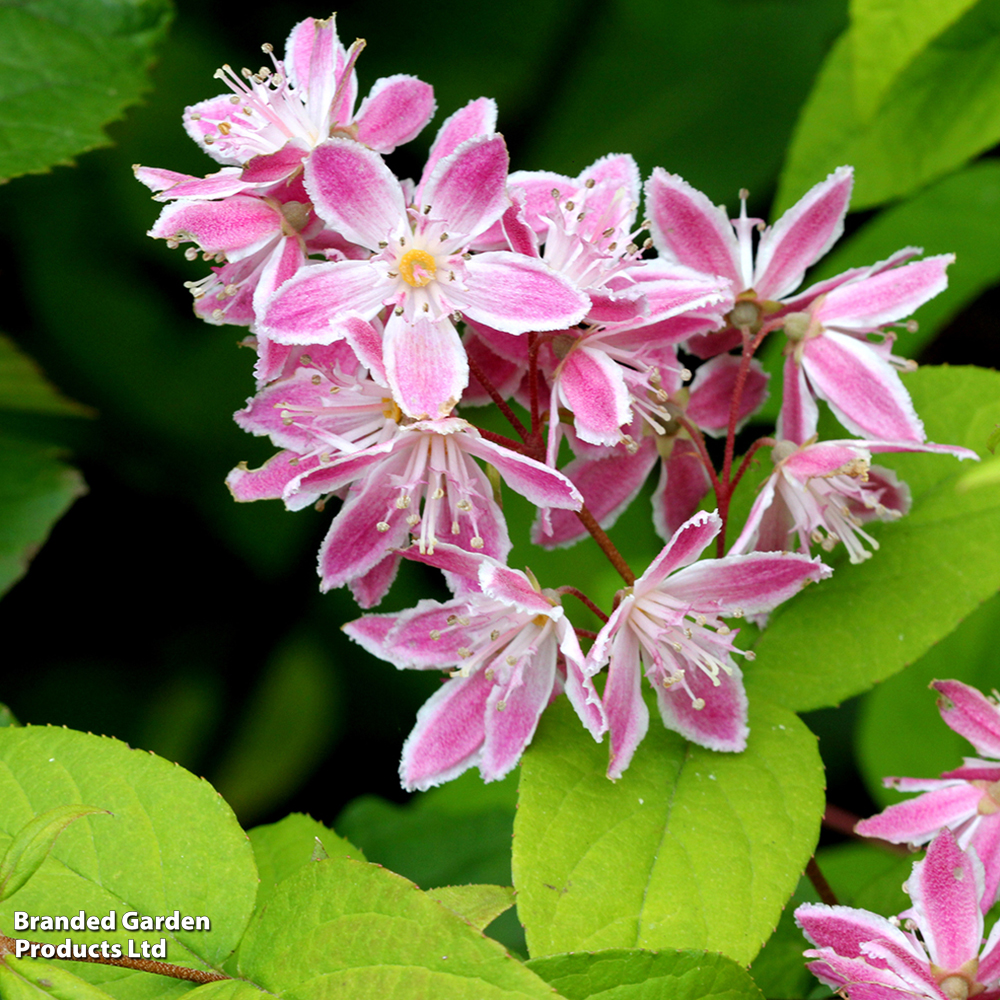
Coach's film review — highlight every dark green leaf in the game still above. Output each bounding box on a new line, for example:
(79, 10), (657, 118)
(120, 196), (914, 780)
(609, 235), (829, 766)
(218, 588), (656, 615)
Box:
(0, 335), (91, 417)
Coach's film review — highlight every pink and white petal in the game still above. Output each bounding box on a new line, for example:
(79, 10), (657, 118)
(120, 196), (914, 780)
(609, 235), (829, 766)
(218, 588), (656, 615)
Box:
(558, 620), (607, 739)
(558, 347), (632, 447)
(586, 288), (648, 325)
(932, 680), (1000, 759)
(134, 165), (192, 193)
(629, 267), (732, 326)
(796, 903), (929, 966)
(460, 434), (583, 511)
(603, 619), (650, 779)
(260, 259), (386, 344)
(422, 98), (498, 187)
(400, 671), (491, 791)
(652, 440), (713, 541)
(152, 168), (254, 201)
(480, 564), (556, 618)
(250, 234), (306, 325)
(455, 252), (590, 332)
(304, 138), (406, 247)
(349, 552), (402, 609)
(816, 256), (954, 330)
(183, 94), (245, 164)
(383, 313), (467, 419)
(802, 332), (925, 442)
(855, 785), (984, 843)
(534, 440), (657, 548)
(636, 509), (722, 593)
(354, 74), (436, 153)
(978, 909), (1000, 981)
(753, 166), (853, 300)
(226, 450), (306, 502)
(656, 657), (748, 752)
(686, 325), (743, 359)
(728, 476), (780, 555)
(907, 829), (983, 970)
(668, 550), (830, 615)
(149, 197), (280, 259)
(481, 639), (557, 781)
(462, 327), (526, 405)
(342, 611), (400, 661)
(644, 169), (741, 287)
(687, 354), (770, 435)
(577, 153), (641, 238)
(782, 443), (871, 480)
(283, 15), (344, 114)
(429, 468), (512, 564)
(383, 597), (487, 667)
(421, 134), (509, 238)
(339, 314), (388, 385)
(240, 145), (310, 186)
(777, 354), (820, 445)
(399, 540), (493, 587)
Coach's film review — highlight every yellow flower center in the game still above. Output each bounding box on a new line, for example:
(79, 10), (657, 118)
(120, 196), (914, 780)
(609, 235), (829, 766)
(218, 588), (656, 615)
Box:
(399, 248), (437, 287)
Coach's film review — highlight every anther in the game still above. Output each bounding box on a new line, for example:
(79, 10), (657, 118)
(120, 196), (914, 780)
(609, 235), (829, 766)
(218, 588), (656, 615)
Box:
(585, 178), (596, 188)
(311, 374), (322, 385)
(376, 521), (390, 532)
(471, 536), (485, 549)
(602, 227), (615, 237)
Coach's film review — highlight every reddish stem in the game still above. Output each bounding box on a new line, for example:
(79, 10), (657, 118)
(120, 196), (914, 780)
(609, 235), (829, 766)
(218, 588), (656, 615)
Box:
(527, 333), (542, 439)
(730, 437), (774, 493)
(806, 856), (838, 906)
(676, 415), (723, 500)
(477, 426), (530, 454)
(574, 628), (599, 641)
(574, 505), (635, 585)
(465, 350), (530, 442)
(823, 803), (909, 855)
(557, 586), (610, 623)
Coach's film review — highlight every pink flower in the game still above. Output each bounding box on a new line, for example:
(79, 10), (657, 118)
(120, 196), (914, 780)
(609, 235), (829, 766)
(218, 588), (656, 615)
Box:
(344, 544), (606, 790)
(587, 510), (830, 777)
(856, 680), (1000, 911)
(184, 15), (435, 175)
(796, 829), (1000, 1000)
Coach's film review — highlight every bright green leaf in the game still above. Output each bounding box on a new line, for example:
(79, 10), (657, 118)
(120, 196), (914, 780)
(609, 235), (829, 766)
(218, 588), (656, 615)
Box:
(849, 0), (979, 119)
(778, 0), (1000, 212)
(0, 956), (117, 1000)
(513, 696), (823, 965)
(958, 453), (1000, 490)
(427, 885), (515, 930)
(248, 813), (365, 911)
(0, 434), (87, 597)
(0, 334), (91, 417)
(747, 366), (1000, 712)
(212, 636), (340, 825)
(236, 856), (559, 999)
(182, 983), (275, 1000)
(0, 0), (172, 180)
(857, 591), (1000, 808)
(0, 804), (108, 902)
(526, 947), (766, 1000)
(0, 727), (257, 980)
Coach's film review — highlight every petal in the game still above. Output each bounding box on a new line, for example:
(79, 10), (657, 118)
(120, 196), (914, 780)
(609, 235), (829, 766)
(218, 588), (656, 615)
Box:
(349, 552), (401, 609)
(148, 197), (280, 259)
(240, 145), (310, 186)
(558, 620), (607, 740)
(651, 440), (712, 541)
(479, 563), (557, 618)
(687, 354), (770, 436)
(400, 671), (491, 791)
(455, 252), (590, 332)
(728, 474), (781, 555)
(340, 314), (388, 385)
(796, 902), (929, 967)
(802, 331), (925, 442)
(602, 617), (650, 779)
(304, 138), (406, 247)
(636, 509), (722, 593)
(971, 816), (1000, 914)
(354, 74), (436, 153)
(383, 313), (467, 419)
(932, 680), (1000, 759)
(777, 354), (819, 445)
(283, 15), (350, 123)
(753, 166), (853, 300)
(655, 656), (748, 752)
(644, 169), (741, 287)
(855, 784), (983, 843)
(423, 97), (498, 183)
(226, 450), (305, 502)
(557, 346), (632, 447)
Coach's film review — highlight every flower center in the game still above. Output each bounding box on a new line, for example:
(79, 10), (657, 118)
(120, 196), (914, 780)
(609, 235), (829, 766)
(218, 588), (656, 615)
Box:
(399, 248), (437, 287)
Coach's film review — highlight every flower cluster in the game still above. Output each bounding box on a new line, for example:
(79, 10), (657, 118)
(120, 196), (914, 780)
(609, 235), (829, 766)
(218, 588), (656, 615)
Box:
(138, 14), (975, 788)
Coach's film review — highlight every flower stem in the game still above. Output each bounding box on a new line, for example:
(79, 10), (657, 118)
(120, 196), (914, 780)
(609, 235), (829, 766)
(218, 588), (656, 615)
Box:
(575, 505), (635, 585)
(805, 856), (838, 906)
(465, 349), (530, 442)
(477, 426), (530, 453)
(557, 586), (610, 622)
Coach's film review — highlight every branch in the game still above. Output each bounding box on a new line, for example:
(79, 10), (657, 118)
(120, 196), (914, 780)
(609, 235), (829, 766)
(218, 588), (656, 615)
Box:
(574, 505), (635, 585)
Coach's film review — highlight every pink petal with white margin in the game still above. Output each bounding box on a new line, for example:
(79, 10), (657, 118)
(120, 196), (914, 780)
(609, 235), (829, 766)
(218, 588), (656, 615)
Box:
(559, 622), (607, 740)
(454, 252), (590, 332)
(342, 611), (397, 660)
(644, 169), (741, 287)
(383, 313), (467, 419)
(651, 440), (713, 541)
(421, 135), (509, 238)
(260, 259), (386, 345)
(803, 331), (925, 441)
(355, 74), (436, 153)
(637, 509), (722, 592)
(602, 614), (649, 780)
(149, 197), (279, 259)
(534, 439), (658, 548)
(462, 327), (525, 405)
(687, 354), (769, 436)
(481, 637), (557, 781)
(377, 597), (487, 667)
(285, 15), (354, 128)
(753, 166), (853, 301)
(977, 909), (1000, 982)
(971, 817), (1000, 915)
(558, 346), (632, 446)
(796, 903), (931, 968)
(932, 679), (1000, 759)
(480, 563), (558, 618)
(304, 139), (406, 248)
(400, 669), (492, 791)
(777, 353), (820, 444)
(150, 168), (254, 201)
(782, 442), (872, 479)
(251, 238), (307, 380)
(339, 314), (388, 385)
(349, 553), (402, 609)
(420, 97), (498, 191)
(816, 255), (953, 330)
(182, 94), (245, 165)
(656, 656), (748, 751)
(855, 782), (984, 842)
(226, 450), (310, 502)
(134, 166), (191, 193)
(907, 829), (983, 970)
(240, 145), (310, 186)
(667, 550), (830, 614)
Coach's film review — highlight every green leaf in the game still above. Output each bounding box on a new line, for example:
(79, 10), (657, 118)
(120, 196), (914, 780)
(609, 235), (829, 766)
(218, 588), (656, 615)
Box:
(247, 813), (365, 912)
(182, 984), (274, 1000)
(747, 366), (1000, 712)
(849, 0), (979, 119)
(513, 696), (823, 965)
(427, 885), (515, 931)
(235, 856), (559, 999)
(0, 726), (257, 979)
(0, 0), (173, 180)
(778, 0), (1000, 212)
(0, 956), (117, 1000)
(958, 453), (1000, 490)
(212, 636), (340, 825)
(0, 804), (109, 902)
(526, 948), (766, 1000)
(0, 705), (20, 728)
(857, 590), (1000, 807)
(0, 334), (91, 417)
(0, 434), (87, 598)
